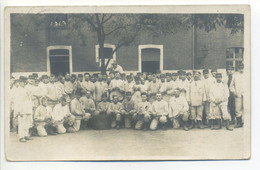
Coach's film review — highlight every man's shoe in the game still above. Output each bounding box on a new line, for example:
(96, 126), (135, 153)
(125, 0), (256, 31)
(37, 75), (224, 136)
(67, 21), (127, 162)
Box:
(197, 121), (204, 129)
(25, 136), (33, 140)
(226, 120), (234, 131)
(19, 138), (27, 142)
(189, 120), (195, 129)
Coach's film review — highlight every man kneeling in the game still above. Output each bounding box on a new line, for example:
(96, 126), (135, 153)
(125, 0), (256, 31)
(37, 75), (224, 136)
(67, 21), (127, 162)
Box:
(121, 91), (137, 129)
(34, 97), (53, 137)
(107, 95), (123, 129)
(169, 89), (189, 131)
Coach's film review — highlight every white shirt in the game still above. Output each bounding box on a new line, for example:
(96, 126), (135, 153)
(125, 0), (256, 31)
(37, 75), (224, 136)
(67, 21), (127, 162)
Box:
(168, 96), (189, 118)
(151, 100), (169, 116)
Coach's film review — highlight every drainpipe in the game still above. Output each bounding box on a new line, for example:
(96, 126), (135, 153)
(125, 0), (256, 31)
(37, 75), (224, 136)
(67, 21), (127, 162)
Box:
(192, 25), (195, 70)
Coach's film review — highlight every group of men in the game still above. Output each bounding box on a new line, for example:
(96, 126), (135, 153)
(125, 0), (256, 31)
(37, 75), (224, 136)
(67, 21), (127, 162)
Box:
(9, 61), (245, 143)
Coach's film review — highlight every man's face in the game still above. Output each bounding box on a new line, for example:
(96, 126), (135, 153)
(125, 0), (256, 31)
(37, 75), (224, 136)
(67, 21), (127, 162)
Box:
(127, 77), (133, 83)
(216, 77), (222, 83)
(141, 78), (145, 84)
(65, 74), (70, 81)
(61, 100), (67, 106)
(166, 76), (171, 82)
(71, 77), (76, 83)
(50, 77), (55, 83)
(161, 78), (165, 83)
(212, 71), (217, 78)
(109, 73), (115, 79)
(42, 98), (47, 107)
(194, 73), (199, 81)
(85, 75), (90, 81)
(78, 77), (83, 82)
(187, 74), (192, 80)
(227, 69), (234, 75)
(113, 97), (118, 103)
(172, 75), (177, 81)
(152, 77), (157, 83)
(179, 75), (186, 81)
(203, 73), (209, 79)
(174, 90), (180, 98)
(115, 73), (120, 79)
(59, 77), (65, 84)
(156, 93), (162, 101)
(86, 92), (91, 98)
(141, 95), (147, 102)
(148, 75), (152, 82)
(126, 95), (131, 101)
(19, 81), (26, 88)
(28, 79), (35, 85)
(43, 78), (49, 84)
(98, 75), (103, 81)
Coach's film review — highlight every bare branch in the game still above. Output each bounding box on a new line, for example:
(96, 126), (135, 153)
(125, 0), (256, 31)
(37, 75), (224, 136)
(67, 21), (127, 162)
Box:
(103, 14), (114, 24)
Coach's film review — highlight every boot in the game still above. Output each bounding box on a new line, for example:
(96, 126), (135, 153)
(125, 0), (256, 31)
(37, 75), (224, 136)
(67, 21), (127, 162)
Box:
(208, 119), (213, 129)
(19, 138), (27, 143)
(183, 121), (189, 131)
(226, 120), (233, 131)
(143, 122), (148, 131)
(116, 121), (120, 130)
(214, 119), (221, 130)
(189, 120), (195, 129)
(24, 136), (33, 140)
(235, 117), (243, 128)
(197, 120), (204, 129)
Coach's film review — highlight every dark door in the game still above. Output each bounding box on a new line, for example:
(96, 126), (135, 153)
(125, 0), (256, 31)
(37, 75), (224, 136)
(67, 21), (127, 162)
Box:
(49, 49), (70, 76)
(141, 48), (160, 74)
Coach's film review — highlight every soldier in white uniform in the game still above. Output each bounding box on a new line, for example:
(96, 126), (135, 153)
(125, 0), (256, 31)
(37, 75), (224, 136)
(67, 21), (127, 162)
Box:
(109, 72), (125, 102)
(147, 75), (160, 103)
(121, 91), (137, 129)
(81, 73), (95, 98)
(169, 89), (189, 131)
(150, 93), (169, 130)
(188, 71), (206, 129)
(209, 73), (233, 131)
(15, 76), (34, 142)
(108, 60), (124, 74)
(134, 93), (152, 130)
(230, 64), (245, 128)
(94, 74), (109, 104)
(107, 95), (123, 129)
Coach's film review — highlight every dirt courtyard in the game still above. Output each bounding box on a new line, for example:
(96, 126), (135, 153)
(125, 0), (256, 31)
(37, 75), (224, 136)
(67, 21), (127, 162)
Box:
(5, 127), (247, 161)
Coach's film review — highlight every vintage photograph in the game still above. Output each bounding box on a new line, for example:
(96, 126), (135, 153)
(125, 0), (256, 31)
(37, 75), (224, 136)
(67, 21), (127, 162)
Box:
(4, 6), (250, 161)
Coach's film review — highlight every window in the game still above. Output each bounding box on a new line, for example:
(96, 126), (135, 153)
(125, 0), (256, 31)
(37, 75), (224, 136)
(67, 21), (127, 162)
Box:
(47, 46), (72, 76)
(95, 44), (116, 67)
(226, 47), (244, 71)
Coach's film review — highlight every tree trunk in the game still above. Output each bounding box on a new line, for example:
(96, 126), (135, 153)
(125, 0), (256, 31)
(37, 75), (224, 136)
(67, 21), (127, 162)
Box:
(99, 43), (106, 74)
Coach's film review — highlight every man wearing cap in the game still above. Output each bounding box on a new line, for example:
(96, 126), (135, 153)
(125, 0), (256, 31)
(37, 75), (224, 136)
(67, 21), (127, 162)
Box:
(94, 74), (109, 104)
(121, 91), (137, 129)
(46, 74), (59, 109)
(202, 69), (215, 127)
(147, 75), (160, 103)
(52, 97), (75, 133)
(209, 73), (233, 130)
(150, 93), (169, 130)
(109, 72), (125, 102)
(186, 72), (193, 83)
(81, 73), (95, 98)
(108, 60), (124, 74)
(188, 71), (206, 129)
(38, 75), (49, 99)
(34, 97), (53, 137)
(124, 75), (135, 94)
(64, 73), (74, 98)
(230, 64), (245, 128)
(70, 93), (91, 132)
(176, 70), (189, 99)
(95, 93), (110, 115)
(79, 90), (96, 128)
(169, 89), (189, 131)
(226, 66), (236, 124)
(107, 95), (123, 129)
(14, 76), (34, 142)
(134, 93), (152, 130)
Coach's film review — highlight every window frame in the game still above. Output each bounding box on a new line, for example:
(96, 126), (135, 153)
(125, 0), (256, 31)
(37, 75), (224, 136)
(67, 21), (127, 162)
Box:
(95, 44), (116, 68)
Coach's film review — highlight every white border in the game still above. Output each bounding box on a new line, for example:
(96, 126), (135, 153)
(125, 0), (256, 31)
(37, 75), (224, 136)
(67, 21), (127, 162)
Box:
(46, 45), (73, 75)
(138, 44), (163, 72)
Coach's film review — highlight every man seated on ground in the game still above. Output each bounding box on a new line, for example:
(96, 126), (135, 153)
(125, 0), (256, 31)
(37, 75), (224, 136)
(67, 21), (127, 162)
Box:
(121, 91), (137, 129)
(79, 91), (96, 129)
(94, 93), (110, 116)
(168, 89), (189, 131)
(209, 73), (233, 131)
(34, 97), (53, 137)
(133, 93), (152, 130)
(70, 93), (91, 132)
(150, 92), (169, 130)
(107, 95), (123, 129)
(52, 97), (75, 134)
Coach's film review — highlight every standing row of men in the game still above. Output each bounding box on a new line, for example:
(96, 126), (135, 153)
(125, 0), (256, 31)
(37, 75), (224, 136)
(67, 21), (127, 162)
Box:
(10, 64), (245, 142)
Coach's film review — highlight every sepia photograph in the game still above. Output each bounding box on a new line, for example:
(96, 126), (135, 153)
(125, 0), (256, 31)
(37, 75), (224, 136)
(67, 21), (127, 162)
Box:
(4, 5), (250, 161)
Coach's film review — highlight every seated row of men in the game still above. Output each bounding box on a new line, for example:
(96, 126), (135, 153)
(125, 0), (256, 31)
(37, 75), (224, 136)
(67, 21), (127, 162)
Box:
(10, 66), (245, 142)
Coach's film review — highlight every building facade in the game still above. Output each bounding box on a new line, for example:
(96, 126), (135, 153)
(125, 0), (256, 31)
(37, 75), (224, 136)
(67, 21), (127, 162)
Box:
(10, 14), (244, 77)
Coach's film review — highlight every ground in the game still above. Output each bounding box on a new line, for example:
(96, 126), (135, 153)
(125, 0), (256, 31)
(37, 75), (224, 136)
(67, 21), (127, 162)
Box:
(5, 127), (246, 161)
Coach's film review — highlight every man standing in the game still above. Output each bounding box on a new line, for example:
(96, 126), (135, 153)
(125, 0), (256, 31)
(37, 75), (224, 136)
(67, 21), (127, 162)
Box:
(109, 72), (125, 102)
(230, 64), (245, 128)
(188, 71), (206, 129)
(15, 76), (34, 142)
(150, 93), (169, 130)
(94, 74), (108, 104)
(209, 73), (233, 131)
(81, 73), (95, 98)
(169, 89), (189, 131)
(226, 66), (236, 124)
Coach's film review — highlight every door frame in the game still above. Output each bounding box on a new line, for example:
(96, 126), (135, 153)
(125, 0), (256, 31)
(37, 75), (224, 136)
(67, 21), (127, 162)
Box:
(138, 44), (163, 72)
(47, 45), (72, 75)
